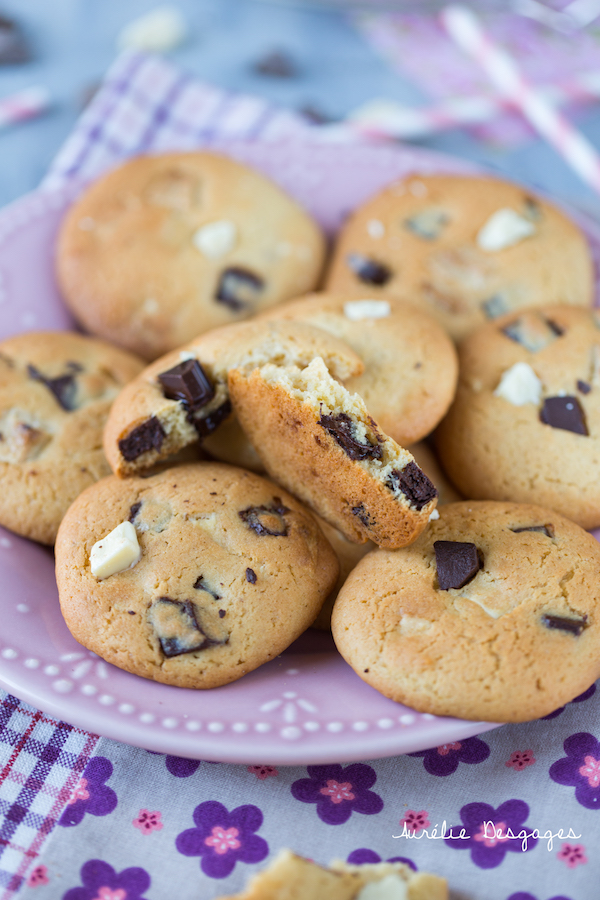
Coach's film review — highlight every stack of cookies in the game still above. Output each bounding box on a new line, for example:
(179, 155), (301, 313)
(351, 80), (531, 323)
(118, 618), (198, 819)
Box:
(4, 150), (600, 724)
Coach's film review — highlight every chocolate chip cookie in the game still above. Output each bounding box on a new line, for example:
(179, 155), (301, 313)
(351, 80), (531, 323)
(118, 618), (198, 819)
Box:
(57, 152), (326, 359)
(436, 306), (600, 529)
(104, 320), (363, 477)
(0, 331), (143, 544)
(332, 500), (600, 722)
(229, 357), (438, 548)
(326, 174), (593, 342)
(259, 291), (458, 446)
(56, 462), (338, 689)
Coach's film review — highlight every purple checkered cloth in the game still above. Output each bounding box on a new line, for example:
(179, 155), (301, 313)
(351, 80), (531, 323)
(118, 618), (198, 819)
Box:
(0, 693), (99, 896)
(42, 50), (321, 192)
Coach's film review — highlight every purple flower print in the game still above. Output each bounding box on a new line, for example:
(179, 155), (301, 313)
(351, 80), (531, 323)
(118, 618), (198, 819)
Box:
(542, 683), (596, 719)
(62, 859), (150, 900)
(59, 758), (117, 828)
(176, 801), (268, 879)
(549, 732), (600, 809)
(291, 764), (383, 825)
(165, 755), (201, 777)
(347, 849), (416, 871)
(445, 799), (537, 869)
(507, 894), (573, 900)
(410, 736), (490, 776)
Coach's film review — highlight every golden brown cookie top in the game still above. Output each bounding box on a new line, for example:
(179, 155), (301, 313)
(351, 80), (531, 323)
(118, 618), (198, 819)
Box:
(326, 174), (593, 342)
(332, 500), (600, 722)
(57, 152), (326, 359)
(56, 462), (338, 689)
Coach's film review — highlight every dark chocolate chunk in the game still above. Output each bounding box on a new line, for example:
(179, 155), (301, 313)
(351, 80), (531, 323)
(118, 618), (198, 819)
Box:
(404, 209), (449, 241)
(546, 319), (564, 336)
(27, 364), (78, 412)
(193, 576), (221, 600)
(149, 597), (209, 657)
(254, 50), (297, 78)
(387, 462), (438, 511)
(318, 412), (382, 461)
(189, 399), (232, 440)
(347, 253), (391, 286)
(128, 501), (142, 523)
(215, 267), (264, 312)
(346, 253), (392, 286)
(577, 380), (591, 395)
(541, 614), (588, 636)
(158, 359), (214, 410)
(352, 504), (374, 527)
(239, 499), (290, 537)
(540, 396), (588, 436)
(0, 14), (30, 64)
(511, 524), (555, 538)
(246, 568), (257, 584)
(482, 294), (509, 319)
(118, 417), (165, 461)
(434, 541), (481, 591)
(219, 609), (226, 618)
(128, 610), (136, 615)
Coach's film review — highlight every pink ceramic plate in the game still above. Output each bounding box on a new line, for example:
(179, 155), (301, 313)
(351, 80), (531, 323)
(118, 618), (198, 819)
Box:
(0, 141), (598, 765)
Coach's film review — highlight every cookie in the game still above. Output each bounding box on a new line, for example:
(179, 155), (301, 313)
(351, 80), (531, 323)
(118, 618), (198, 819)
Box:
(0, 331), (143, 544)
(326, 174), (593, 342)
(104, 320), (363, 477)
(436, 306), (600, 529)
(56, 462), (338, 689)
(57, 152), (326, 360)
(229, 357), (438, 548)
(216, 849), (447, 900)
(259, 291), (458, 446)
(332, 500), (600, 722)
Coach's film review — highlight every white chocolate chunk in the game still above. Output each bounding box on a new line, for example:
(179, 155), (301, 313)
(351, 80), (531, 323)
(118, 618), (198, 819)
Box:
(357, 874), (409, 900)
(179, 350), (196, 361)
(117, 6), (187, 52)
(193, 220), (237, 258)
(465, 595), (503, 619)
(429, 508), (440, 521)
(367, 218), (385, 239)
(477, 208), (535, 251)
(494, 362), (542, 406)
(90, 522), (141, 580)
(344, 300), (391, 321)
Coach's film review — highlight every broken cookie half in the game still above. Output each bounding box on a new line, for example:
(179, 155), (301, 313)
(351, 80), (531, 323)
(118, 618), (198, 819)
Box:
(104, 320), (363, 477)
(229, 357), (438, 548)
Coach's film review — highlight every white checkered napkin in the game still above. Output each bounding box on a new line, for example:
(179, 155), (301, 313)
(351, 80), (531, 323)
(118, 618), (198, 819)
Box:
(42, 50), (318, 192)
(0, 691), (99, 897)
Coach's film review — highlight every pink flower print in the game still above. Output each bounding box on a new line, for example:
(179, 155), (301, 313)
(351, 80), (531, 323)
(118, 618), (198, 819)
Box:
(204, 825), (242, 856)
(400, 810), (430, 834)
(558, 843), (587, 869)
(578, 755), (600, 788)
(68, 777), (90, 805)
(506, 750), (536, 771)
(93, 889), (126, 900)
(133, 809), (163, 834)
(27, 864), (49, 887)
(319, 780), (355, 805)
(473, 821), (509, 848)
(437, 742), (461, 756)
(247, 765), (278, 780)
